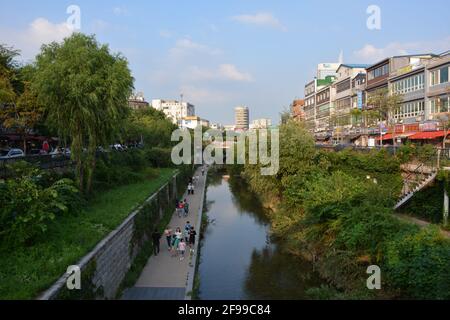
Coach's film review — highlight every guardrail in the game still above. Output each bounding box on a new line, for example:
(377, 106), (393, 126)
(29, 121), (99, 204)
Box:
(0, 154), (73, 178)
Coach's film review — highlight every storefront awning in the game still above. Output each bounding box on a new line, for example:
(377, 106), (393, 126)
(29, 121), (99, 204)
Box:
(408, 130), (449, 140)
(376, 132), (417, 141)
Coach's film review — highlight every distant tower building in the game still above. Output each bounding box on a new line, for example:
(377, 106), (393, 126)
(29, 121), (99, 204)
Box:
(235, 106), (249, 130)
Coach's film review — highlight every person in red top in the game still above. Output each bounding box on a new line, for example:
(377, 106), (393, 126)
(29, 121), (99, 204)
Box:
(42, 140), (50, 153)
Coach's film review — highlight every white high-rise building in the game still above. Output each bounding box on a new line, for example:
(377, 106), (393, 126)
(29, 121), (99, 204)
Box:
(151, 99), (195, 126)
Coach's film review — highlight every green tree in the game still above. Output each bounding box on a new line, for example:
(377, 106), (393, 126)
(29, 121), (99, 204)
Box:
(33, 33), (134, 193)
(366, 88), (403, 148)
(0, 46), (44, 153)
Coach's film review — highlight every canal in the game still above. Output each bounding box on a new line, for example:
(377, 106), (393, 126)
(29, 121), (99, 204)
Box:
(197, 172), (327, 300)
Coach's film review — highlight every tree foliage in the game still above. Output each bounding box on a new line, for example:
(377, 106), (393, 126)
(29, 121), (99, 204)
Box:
(33, 33), (134, 193)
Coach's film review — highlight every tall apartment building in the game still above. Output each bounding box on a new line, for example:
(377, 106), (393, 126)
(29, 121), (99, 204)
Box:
(235, 106), (249, 130)
(151, 99), (195, 126)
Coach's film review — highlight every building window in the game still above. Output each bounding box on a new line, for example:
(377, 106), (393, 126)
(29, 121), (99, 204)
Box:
(430, 66), (450, 86)
(430, 96), (450, 114)
(394, 100), (425, 119)
(392, 73), (425, 94)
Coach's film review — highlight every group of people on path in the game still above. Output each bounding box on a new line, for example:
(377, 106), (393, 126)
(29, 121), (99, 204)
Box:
(162, 223), (197, 261)
(150, 168), (205, 260)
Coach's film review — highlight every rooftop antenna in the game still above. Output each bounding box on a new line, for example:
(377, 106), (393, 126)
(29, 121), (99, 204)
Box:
(338, 49), (344, 64)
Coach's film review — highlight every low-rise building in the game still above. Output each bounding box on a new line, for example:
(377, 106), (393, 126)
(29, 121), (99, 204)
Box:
(425, 51), (450, 122)
(181, 116), (210, 129)
(290, 99), (305, 122)
(250, 118), (272, 130)
(128, 92), (150, 110)
(332, 64), (369, 143)
(152, 99), (195, 126)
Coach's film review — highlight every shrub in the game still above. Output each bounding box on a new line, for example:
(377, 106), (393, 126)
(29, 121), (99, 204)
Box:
(384, 227), (450, 299)
(0, 166), (79, 246)
(145, 147), (173, 168)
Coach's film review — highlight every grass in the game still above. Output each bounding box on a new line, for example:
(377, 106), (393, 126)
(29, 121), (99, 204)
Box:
(0, 168), (176, 300)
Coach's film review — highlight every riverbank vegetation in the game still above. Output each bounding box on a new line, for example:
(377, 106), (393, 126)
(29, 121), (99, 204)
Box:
(241, 120), (450, 299)
(0, 33), (189, 299)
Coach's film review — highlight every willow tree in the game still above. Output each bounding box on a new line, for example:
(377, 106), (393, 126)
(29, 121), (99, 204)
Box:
(33, 33), (134, 193)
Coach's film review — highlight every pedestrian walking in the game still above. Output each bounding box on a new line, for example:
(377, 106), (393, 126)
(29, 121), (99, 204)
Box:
(189, 226), (197, 252)
(178, 239), (187, 261)
(184, 221), (192, 243)
(164, 227), (172, 250)
(151, 228), (161, 256)
(179, 201), (184, 218)
(190, 183), (195, 195)
(187, 183), (192, 195)
(184, 227), (190, 243)
(184, 201), (189, 217)
(171, 227), (182, 257)
(201, 167), (205, 176)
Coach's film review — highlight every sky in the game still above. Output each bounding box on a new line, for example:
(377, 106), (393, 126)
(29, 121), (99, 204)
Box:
(1, 0), (449, 125)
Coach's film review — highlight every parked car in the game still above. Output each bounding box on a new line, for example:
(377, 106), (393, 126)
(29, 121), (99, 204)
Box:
(28, 149), (48, 156)
(110, 144), (124, 151)
(50, 147), (71, 159)
(0, 148), (25, 160)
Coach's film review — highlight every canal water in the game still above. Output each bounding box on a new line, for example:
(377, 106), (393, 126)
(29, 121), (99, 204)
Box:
(197, 173), (326, 300)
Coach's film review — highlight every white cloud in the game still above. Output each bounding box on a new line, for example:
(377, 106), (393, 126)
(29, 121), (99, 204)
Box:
(218, 64), (253, 82)
(184, 64), (253, 82)
(231, 12), (287, 31)
(179, 84), (230, 105)
(353, 37), (450, 63)
(169, 38), (222, 61)
(0, 18), (74, 61)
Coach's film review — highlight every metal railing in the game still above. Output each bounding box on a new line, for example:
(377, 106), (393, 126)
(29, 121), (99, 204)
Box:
(0, 154), (74, 178)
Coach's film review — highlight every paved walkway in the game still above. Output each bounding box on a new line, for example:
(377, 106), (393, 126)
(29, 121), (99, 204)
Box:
(396, 213), (450, 238)
(122, 166), (207, 300)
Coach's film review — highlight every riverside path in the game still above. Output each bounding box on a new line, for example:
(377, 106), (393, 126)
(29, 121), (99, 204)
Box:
(121, 166), (208, 300)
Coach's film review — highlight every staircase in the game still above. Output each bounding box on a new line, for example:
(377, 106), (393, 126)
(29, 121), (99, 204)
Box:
(394, 169), (438, 210)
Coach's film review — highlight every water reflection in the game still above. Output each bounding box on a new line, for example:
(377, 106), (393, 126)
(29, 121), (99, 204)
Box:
(198, 173), (325, 300)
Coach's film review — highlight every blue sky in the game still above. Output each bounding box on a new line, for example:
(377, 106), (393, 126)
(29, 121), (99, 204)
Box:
(1, 0), (449, 125)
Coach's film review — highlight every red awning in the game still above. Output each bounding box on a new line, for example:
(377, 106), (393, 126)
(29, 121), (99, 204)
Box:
(376, 132), (417, 141)
(376, 133), (393, 141)
(408, 130), (449, 140)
